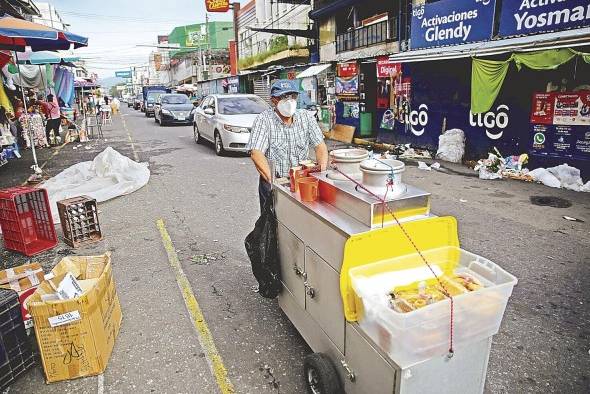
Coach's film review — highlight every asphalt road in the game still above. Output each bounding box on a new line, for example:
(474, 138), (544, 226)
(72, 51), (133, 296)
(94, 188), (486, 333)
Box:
(5, 107), (590, 393)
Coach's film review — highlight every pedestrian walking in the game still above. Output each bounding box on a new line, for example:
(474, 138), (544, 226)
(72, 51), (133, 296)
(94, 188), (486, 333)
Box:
(247, 79), (328, 212)
(41, 94), (61, 146)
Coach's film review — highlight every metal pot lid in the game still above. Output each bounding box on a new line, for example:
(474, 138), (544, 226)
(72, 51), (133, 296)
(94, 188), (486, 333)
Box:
(329, 148), (369, 162)
(360, 158), (405, 172)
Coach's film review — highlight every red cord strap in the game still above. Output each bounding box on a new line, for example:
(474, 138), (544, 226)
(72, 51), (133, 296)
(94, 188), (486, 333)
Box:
(330, 163), (455, 356)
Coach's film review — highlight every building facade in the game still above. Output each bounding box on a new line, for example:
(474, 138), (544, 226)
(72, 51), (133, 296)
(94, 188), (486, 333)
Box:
(236, 0), (312, 70)
(167, 22), (234, 85)
(31, 1), (68, 30)
(310, 0), (590, 175)
(1, 0), (39, 20)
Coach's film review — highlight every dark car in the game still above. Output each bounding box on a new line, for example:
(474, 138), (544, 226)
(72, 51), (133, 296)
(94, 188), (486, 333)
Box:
(154, 94), (194, 126)
(133, 96), (141, 110)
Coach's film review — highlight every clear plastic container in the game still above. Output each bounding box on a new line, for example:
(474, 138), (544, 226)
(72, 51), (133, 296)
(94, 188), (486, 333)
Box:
(350, 246), (517, 366)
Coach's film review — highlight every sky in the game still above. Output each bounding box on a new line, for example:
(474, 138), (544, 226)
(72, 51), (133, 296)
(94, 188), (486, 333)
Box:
(47, 0), (244, 79)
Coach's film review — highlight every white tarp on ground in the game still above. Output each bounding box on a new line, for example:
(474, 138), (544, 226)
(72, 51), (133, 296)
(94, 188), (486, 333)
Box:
(42, 147), (150, 223)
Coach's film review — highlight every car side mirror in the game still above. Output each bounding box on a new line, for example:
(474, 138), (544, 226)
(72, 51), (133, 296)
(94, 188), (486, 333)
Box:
(204, 107), (215, 115)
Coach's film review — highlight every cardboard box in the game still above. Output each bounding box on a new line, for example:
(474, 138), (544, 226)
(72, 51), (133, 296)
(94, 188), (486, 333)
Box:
(325, 124), (356, 144)
(0, 263), (44, 292)
(27, 252), (122, 383)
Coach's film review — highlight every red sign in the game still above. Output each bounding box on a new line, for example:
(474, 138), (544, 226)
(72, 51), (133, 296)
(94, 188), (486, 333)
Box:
(206, 0), (230, 12)
(553, 92), (590, 126)
(530, 93), (555, 125)
(337, 62), (358, 77)
(376, 57), (401, 78)
(19, 287), (37, 329)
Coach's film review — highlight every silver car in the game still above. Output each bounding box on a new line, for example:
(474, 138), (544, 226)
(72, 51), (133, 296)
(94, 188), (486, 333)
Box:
(193, 94), (269, 155)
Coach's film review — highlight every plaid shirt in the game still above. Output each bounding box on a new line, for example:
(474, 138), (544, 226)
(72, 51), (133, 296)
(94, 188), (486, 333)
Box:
(247, 108), (324, 178)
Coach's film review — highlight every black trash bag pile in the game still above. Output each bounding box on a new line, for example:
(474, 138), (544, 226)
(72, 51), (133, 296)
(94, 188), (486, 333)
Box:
(244, 197), (281, 298)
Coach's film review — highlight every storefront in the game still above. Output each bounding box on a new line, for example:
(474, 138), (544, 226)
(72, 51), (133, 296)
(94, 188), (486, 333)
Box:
(372, 0), (590, 176)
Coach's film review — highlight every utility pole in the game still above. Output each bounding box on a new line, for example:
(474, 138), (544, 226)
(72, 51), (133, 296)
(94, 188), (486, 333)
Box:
(231, 2), (240, 73)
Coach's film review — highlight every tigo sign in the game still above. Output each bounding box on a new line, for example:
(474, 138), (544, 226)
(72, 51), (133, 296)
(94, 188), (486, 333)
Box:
(499, 0), (590, 37)
(410, 0), (496, 49)
(469, 104), (510, 140)
(206, 0), (230, 12)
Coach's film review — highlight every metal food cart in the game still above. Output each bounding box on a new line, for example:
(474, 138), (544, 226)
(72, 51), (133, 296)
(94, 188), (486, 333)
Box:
(274, 172), (495, 394)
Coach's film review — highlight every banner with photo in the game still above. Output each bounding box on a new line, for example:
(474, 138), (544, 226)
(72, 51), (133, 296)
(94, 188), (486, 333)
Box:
(553, 93), (590, 126)
(335, 75), (359, 95)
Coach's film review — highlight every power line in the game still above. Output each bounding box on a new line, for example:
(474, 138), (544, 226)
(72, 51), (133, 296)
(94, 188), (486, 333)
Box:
(60, 10), (198, 24)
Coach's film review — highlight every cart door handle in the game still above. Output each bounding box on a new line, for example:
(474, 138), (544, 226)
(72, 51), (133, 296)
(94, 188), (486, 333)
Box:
(340, 360), (356, 382)
(293, 266), (304, 277)
(304, 281), (316, 298)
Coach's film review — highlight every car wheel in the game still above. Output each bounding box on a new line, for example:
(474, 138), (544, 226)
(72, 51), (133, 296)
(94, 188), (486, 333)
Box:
(214, 131), (225, 156)
(193, 123), (201, 144)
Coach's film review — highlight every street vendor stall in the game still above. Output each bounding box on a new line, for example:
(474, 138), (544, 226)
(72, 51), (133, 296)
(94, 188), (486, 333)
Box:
(0, 15), (87, 174)
(274, 152), (517, 393)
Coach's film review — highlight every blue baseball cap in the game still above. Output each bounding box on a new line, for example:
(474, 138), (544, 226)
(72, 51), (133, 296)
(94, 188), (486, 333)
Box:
(270, 79), (299, 97)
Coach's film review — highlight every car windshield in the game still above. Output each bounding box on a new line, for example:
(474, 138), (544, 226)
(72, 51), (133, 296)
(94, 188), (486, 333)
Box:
(217, 97), (268, 115)
(162, 95), (189, 105)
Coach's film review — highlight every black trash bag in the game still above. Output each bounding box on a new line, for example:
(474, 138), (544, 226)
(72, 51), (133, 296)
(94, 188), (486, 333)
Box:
(244, 196), (282, 298)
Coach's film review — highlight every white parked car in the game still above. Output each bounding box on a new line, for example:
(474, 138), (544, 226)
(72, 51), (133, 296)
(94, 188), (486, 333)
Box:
(192, 94), (269, 155)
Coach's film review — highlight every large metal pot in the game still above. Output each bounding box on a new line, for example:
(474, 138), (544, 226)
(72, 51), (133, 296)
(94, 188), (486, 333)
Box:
(328, 148), (369, 180)
(360, 158), (406, 196)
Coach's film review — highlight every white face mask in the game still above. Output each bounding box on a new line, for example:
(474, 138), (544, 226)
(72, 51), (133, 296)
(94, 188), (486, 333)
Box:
(276, 98), (297, 118)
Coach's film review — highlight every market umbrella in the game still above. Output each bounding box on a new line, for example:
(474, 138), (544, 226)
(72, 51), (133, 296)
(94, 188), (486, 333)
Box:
(15, 50), (80, 65)
(0, 16), (88, 173)
(0, 50), (11, 68)
(15, 51), (80, 103)
(0, 16), (88, 51)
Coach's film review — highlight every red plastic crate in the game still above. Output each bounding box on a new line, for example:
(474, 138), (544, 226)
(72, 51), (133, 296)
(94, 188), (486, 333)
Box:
(0, 187), (57, 256)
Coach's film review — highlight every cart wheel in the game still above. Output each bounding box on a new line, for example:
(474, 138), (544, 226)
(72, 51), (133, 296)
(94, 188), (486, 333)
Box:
(303, 353), (343, 394)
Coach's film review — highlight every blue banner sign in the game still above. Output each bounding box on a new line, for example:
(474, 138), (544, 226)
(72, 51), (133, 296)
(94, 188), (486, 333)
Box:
(410, 0), (496, 50)
(499, 0), (590, 37)
(115, 70), (132, 78)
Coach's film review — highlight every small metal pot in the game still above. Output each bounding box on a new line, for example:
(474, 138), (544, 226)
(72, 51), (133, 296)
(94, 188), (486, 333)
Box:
(360, 158), (406, 195)
(328, 148), (369, 180)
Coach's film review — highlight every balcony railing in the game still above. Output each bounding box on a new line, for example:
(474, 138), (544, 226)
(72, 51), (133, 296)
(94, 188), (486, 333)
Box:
(336, 18), (398, 53)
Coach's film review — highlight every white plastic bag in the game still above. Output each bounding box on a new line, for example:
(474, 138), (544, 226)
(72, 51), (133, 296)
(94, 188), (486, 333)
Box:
(436, 129), (465, 163)
(528, 168), (561, 188)
(478, 168), (502, 180)
(547, 164), (583, 191)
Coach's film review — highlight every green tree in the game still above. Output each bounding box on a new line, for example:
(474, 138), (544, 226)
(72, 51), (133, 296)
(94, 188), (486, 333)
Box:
(109, 84), (124, 97)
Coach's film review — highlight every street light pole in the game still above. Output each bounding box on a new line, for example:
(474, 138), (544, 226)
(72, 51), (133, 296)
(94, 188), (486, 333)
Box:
(231, 2), (240, 73)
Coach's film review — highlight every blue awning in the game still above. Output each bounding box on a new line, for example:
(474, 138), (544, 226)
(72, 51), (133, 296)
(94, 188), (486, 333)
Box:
(309, 0), (362, 20)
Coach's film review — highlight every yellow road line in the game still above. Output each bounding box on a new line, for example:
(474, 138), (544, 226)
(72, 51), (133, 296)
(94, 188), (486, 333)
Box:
(156, 219), (235, 394)
(121, 115), (139, 161)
